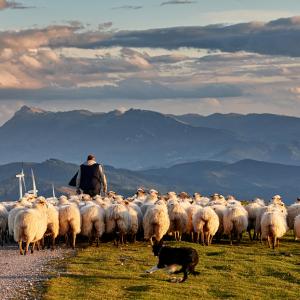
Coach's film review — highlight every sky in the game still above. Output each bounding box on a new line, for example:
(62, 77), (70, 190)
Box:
(1, 0), (300, 123)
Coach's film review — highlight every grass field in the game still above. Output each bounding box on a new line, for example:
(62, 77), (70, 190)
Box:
(43, 234), (300, 300)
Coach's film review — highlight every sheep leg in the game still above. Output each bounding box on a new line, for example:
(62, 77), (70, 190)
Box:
(19, 240), (24, 255)
(31, 242), (36, 254)
(96, 236), (99, 247)
(267, 236), (271, 248)
(200, 232), (205, 245)
(248, 230), (252, 241)
(273, 237), (276, 249)
(24, 241), (30, 255)
(36, 240), (41, 251)
(51, 234), (56, 251)
(65, 234), (69, 246)
(191, 232), (194, 243)
(72, 231), (76, 249)
(207, 234), (211, 245)
(180, 232), (183, 242)
(150, 236), (154, 246)
(230, 233), (233, 246)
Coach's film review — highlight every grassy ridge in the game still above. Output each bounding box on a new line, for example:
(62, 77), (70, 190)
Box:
(43, 235), (300, 300)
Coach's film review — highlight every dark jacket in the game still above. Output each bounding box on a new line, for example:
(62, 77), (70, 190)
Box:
(76, 160), (107, 196)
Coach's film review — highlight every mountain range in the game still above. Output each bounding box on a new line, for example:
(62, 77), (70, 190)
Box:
(0, 158), (299, 204)
(1, 106), (300, 170)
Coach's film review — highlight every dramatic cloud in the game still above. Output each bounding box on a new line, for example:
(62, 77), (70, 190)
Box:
(1, 17), (300, 124)
(93, 17), (300, 57)
(160, 1), (197, 6)
(0, 0), (33, 10)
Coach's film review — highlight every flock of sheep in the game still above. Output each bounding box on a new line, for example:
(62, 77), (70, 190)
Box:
(0, 188), (300, 254)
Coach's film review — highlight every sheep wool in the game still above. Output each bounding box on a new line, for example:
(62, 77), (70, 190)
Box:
(287, 203), (300, 229)
(0, 204), (8, 246)
(80, 203), (105, 246)
(223, 205), (248, 245)
(59, 203), (81, 249)
(193, 206), (219, 245)
(261, 207), (288, 249)
(143, 200), (170, 244)
(167, 199), (188, 241)
(14, 199), (48, 255)
(294, 215), (300, 240)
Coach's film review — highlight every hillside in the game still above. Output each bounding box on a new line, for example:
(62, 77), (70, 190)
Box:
(1, 158), (299, 203)
(0, 159), (164, 201)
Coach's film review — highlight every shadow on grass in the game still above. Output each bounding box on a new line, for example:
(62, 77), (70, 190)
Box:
(206, 251), (225, 256)
(265, 268), (300, 284)
(125, 285), (152, 292)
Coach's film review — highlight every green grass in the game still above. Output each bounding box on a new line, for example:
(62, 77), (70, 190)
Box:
(43, 234), (300, 300)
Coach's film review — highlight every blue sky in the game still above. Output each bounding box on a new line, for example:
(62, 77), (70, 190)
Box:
(1, 0), (300, 123)
(2, 0), (300, 30)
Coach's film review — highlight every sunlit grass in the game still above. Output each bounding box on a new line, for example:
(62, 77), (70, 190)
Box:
(43, 233), (300, 300)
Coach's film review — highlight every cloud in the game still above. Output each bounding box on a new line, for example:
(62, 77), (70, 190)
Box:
(91, 16), (300, 57)
(112, 5), (142, 10)
(0, 0), (33, 10)
(160, 0), (196, 6)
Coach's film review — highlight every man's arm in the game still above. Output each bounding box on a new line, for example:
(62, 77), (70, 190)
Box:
(99, 164), (107, 194)
(76, 167), (81, 190)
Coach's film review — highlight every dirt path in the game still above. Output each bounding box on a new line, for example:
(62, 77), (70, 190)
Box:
(0, 245), (73, 300)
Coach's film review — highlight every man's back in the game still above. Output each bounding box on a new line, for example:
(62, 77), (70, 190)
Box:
(76, 154), (107, 197)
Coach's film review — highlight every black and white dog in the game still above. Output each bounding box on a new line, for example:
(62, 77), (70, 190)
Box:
(146, 240), (199, 283)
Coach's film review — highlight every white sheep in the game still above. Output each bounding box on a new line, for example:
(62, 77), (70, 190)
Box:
(106, 202), (129, 245)
(294, 215), (300, 240)
(210, 204), (227, 241)
(8, 204), (25, 239)
(14, 198), (48, 255)
(186, 204), (198, 242)
(223, 204), (248, 245)
(0, 204), (8, 246)
(141, 189), (159, 215)
(59, 195), (69, 206)
(245, 198), (265, 240)
(125, 201), (139, 242)
(143, 199), (170, 245)
(193, 206), (219, 245)
(287, 203), (300, 230)
(167, 198), (188, 241)
(270, 195), (284, 206)
(44, 202), (59, 250)
(261, 206), (288, 249)
(128, 201), (143, 236)
(59, 203), (81, 249)
(80, 202), (105, 246)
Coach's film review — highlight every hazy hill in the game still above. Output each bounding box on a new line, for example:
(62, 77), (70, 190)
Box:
(1, 106), (300, 169)
(172, 113), (300, 165)
(0, 106), (240, 169)
(1, 158), (299, 203)
(139, 159), (300, 202)
(0, 159), (166, 201)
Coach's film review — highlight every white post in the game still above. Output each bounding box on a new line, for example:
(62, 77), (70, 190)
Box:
(16, 173), (24, 199)
(52, 183), (56, 199)
(31, 169), (38, 197)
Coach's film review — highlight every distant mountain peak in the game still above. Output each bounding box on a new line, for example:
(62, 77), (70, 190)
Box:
(16, 105), (46, 115)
